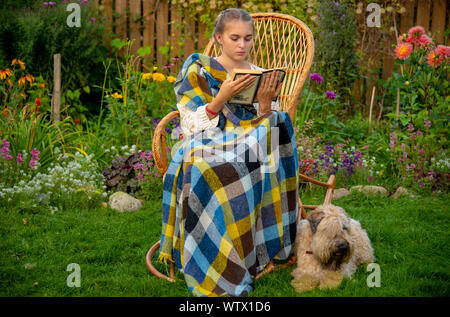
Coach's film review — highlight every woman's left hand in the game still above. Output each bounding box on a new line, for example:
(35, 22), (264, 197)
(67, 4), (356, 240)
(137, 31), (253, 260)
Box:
(257, 71), (282, 114)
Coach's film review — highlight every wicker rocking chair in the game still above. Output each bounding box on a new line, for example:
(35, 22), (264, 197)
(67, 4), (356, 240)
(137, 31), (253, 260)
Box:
(146, 13), (336, 283)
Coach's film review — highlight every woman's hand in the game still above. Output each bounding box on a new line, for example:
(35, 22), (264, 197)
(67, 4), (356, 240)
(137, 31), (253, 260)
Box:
(209, 74), (257, 112)
(256, 71), (282, 115)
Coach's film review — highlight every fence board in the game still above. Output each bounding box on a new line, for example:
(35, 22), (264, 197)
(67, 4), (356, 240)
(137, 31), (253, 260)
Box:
(431, 0), (447, 43)
(115, 0), (127, 40)
(129, 0), (141, 57)
(198, 14), (210, 52)
(399, 0), (416, 35)
(143, 0), (155, 70)
(416, 0), (431, 32)
(101, 0), (114, 46)
(170, 4), (183, 58)
(156, 0), (169, 66)
(184, 11), (196, 58)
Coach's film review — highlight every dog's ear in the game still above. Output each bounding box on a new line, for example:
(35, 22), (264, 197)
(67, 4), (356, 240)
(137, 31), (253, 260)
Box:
(307, 210), (325, 234)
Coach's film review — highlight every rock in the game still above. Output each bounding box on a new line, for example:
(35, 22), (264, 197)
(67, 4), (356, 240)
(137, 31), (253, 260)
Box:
(391, 187), (416, 199)
(333, 188), (351, 200)
(351, 185), (389, 196)
(109, 191), (142, 212)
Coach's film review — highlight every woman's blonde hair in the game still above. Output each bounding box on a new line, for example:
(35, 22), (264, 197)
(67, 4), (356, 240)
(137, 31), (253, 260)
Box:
(213, 8), (254, 46)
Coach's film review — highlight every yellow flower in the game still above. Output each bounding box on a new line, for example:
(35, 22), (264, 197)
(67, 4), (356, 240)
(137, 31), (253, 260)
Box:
(153, 66), (158, 71)
(152, 72), (166, 82)
(142, 73), (152, 80)
(111, 92), (123, 99)
(167, 75), (176, 83)
(18, 76), (26, 86)
(12, 59), (25, 70)
(0, 68), (12, 79)
(25, 74), (34, 85)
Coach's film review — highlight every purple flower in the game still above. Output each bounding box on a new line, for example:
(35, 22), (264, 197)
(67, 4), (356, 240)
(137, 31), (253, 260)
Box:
(326, 90), (337, 99)
(29, 159), (38, 169)
(424, 120), (431, 128)
(43, 2), (49, 5)
(310, 73), (324, 84)
(407, 122), (414, 132)
(417, 130), (422, 136)
(1, 139), (11, 160)
(17, 153), (24, 164)
(31, 148), (40, 161)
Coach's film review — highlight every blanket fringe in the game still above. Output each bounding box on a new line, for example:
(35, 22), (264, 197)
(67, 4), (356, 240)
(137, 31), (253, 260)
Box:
(158, 252), (174, 265)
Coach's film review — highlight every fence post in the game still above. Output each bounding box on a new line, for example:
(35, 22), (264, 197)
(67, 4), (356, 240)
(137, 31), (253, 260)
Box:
(52, 53), (61, 124)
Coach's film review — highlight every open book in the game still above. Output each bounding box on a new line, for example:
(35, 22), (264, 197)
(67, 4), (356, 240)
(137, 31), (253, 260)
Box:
(228, 68), (286, 105)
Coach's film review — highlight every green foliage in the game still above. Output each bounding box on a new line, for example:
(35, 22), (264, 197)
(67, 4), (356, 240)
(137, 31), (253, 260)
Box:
(97, 40), (178, 151)
(1, 192), (449, 296)
(385, 41), (449, 150)
(0, 1), (111, 116)
(313, 0), (360, 102)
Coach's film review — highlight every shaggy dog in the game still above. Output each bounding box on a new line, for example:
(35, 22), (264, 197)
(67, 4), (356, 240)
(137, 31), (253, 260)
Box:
(291, 204), (374, 293)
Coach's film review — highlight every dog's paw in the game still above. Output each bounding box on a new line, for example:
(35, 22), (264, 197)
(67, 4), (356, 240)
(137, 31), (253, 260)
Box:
(318, 271), (344, 290)
(291, 274), (320, 293)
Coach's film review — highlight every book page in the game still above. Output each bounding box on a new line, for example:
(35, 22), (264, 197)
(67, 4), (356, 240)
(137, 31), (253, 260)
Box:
(228, 74), (261, 105)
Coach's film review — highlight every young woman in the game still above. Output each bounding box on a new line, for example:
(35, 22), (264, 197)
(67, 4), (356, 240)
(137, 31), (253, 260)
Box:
(158, 8), (299, 297)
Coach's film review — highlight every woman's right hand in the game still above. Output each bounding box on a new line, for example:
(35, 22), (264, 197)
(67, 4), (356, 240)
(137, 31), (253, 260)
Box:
(214, 74), (256, 107)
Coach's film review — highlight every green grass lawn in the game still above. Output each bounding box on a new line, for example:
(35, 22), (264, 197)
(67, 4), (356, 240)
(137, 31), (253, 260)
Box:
(1, 190), (449, 297)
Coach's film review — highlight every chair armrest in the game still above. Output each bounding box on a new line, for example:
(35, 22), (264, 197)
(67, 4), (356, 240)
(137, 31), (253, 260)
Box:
(152, 110), (180, 175)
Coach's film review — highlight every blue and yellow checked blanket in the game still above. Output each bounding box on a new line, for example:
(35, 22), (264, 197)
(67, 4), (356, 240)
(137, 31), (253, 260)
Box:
(159, 53), (299, 297)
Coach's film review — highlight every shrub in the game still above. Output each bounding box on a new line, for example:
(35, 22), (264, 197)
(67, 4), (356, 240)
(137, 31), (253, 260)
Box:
(0, 1), (110, 116)
(313, 0), (360, 105)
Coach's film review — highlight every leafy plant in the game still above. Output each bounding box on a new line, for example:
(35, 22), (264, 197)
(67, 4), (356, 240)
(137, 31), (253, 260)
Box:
(313, 0), (360, 106)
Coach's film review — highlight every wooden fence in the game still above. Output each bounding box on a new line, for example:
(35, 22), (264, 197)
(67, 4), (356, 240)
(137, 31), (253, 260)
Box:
(96, 0), (448, 108)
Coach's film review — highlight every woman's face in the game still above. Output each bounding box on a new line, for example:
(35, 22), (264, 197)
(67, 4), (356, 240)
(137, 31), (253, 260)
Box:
(216, 19), (254, 63)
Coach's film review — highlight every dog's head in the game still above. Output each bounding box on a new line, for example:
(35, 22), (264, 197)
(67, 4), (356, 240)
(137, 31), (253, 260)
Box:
(307, 205), (354, 269)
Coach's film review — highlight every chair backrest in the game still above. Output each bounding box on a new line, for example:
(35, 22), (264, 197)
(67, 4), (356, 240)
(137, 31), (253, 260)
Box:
(203, 13), (314, 124)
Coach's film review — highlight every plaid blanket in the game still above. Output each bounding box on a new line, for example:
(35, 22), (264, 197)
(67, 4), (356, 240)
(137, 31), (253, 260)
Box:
(158, 53), (299, 297)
